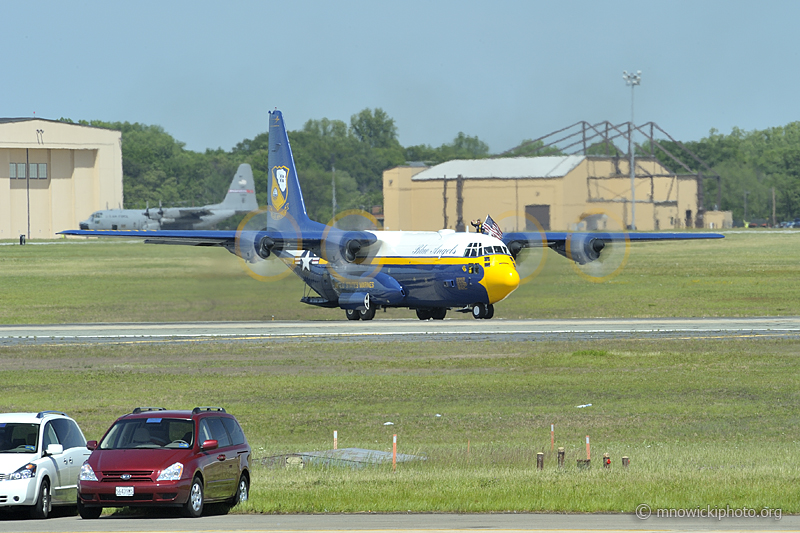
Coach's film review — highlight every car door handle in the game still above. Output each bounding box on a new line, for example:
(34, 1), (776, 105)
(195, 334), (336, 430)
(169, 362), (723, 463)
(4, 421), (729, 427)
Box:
(217, 454), (226, 461)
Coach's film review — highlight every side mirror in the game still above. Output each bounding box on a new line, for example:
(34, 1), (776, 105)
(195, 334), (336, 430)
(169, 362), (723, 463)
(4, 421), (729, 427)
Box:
(86, 440), (98, 451)
(200, 439), (218, 451)
(45, 444), (64, 456)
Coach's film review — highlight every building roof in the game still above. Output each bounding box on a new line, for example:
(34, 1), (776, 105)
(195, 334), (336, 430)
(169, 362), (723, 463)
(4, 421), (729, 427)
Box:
(412, 155), (585, 181)
(0, 117), (119, 132)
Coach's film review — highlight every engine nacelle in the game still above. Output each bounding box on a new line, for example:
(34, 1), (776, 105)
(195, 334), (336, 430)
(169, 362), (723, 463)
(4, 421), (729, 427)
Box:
(341, 237), (364, 262)
(257, 236), (276, 259)
(553, 234), (606, 265)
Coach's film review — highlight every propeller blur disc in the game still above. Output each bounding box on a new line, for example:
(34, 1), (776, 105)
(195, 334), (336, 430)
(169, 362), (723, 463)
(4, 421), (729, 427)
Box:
(494, 210), (547, 284)
(321, 209), (383, 283)
(234, 207), (298, 283)
(567, 209), (630, 283)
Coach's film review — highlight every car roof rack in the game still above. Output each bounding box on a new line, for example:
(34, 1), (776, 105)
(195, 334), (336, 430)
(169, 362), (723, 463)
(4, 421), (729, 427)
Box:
(36, 410), (67, 419)
(192, 406), (226, 414)
(132, 407), (167, 414)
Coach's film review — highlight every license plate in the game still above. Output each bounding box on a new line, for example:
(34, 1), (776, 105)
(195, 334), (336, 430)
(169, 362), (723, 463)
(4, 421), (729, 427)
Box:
(115, 486), (134, 497)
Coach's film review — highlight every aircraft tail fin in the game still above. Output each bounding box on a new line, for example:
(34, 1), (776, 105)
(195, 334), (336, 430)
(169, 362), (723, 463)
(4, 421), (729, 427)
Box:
(267, 109), (321, 232)
(217, 163), (258, 212)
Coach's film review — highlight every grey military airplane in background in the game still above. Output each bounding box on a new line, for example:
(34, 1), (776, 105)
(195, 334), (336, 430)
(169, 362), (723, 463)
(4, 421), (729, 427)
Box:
(79, 163), (258, 231)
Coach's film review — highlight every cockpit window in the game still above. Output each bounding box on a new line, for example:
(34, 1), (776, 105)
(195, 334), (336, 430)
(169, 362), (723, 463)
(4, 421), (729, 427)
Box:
(464, 243), (511, 257)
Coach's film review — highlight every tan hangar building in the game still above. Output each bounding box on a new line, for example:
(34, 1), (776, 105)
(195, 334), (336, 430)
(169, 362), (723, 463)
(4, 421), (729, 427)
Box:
(0, 118), (122, 239)
(383, 155), (731, 233)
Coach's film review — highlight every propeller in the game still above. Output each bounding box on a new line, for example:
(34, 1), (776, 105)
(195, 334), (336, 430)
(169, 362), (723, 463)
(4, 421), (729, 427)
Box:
(320, 209), (383, 284)
(494, 210), (548, 285)
(233, 207), (300, 283)
(566, 210), (630, 283)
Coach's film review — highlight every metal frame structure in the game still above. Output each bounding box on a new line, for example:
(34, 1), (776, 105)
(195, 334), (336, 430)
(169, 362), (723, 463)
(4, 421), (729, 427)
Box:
(500, 121), (722, 228)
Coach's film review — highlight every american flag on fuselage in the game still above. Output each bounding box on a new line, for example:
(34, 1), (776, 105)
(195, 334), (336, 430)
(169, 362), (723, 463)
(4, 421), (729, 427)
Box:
(481, 214), (503, 240)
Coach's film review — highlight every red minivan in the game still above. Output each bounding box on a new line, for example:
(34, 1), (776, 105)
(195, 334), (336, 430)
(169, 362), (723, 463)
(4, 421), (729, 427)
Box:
(77, 407), (250, 518)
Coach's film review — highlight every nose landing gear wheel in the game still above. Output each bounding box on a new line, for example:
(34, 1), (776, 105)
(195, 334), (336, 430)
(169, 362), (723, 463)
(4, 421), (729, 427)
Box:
(472, 303), (494, 319)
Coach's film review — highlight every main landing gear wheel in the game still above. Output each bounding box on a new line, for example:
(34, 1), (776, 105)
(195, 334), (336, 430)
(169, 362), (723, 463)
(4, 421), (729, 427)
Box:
(431, 308), (447, 320)
(360, 307), (376, 321)
(345, 309), (360, 320)
(416, 308), (433, 320)
(472, 303), (494, 319)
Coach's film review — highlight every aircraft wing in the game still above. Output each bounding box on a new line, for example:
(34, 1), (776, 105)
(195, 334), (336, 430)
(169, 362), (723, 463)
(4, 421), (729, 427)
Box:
(58, 228), (378, 263)
(503, 231), (724, 265)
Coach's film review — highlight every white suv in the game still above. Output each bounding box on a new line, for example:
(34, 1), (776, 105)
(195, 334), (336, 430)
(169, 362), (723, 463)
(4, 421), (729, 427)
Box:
(0, 411), (90, 518)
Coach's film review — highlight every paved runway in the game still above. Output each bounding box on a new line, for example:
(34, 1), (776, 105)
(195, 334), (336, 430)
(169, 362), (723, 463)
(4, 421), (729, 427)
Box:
(1, 317), (799, 345)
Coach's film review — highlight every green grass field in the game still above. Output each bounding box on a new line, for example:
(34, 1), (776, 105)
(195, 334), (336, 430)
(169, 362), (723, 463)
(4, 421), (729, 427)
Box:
(1, 338), (799, 513)
(0, 231), (799, 513)
(1, 230), (799, 323)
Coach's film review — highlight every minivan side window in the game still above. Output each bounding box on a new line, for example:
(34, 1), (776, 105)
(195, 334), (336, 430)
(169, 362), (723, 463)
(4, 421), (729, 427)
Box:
(51, 418), (86, 450)
(221, 417), (245, 446)
(198, 418), (231, 448)
(205, 417), (231, 448)
(41, 422), (59, 451)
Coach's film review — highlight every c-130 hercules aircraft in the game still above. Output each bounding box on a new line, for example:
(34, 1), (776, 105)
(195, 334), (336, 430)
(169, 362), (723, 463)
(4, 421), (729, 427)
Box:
(62, 110), (723, 320)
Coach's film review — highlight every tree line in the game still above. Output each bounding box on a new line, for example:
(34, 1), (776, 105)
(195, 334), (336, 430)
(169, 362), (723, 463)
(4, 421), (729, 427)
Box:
(60, 112), (800, 226)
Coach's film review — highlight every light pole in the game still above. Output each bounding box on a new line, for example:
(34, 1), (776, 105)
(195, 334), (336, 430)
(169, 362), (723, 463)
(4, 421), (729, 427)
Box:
(623, 70), (641, 230)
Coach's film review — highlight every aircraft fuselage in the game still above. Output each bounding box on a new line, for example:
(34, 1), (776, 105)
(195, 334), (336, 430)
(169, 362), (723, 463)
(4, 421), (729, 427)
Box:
(284, 229), (520, 313)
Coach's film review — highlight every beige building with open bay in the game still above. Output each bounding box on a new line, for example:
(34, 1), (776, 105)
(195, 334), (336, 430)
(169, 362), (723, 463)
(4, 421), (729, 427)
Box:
(383, 155), (731, 233)
(0, 118), (122, 239)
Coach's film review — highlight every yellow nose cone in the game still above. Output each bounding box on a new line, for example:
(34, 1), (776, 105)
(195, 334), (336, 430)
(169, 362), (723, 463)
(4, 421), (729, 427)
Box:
(481, 260), (521, 304)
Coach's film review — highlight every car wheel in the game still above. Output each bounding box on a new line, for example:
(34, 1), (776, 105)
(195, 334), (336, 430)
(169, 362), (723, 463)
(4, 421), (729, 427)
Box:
(78, 498), (102, 519)
(231, 473), (249, 506)
(29, 479), (51, 519)
(182, 476), (204, 518)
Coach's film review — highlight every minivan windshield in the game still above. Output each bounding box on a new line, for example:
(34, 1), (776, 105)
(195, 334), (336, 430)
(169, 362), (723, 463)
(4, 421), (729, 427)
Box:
(0, 423), (38, 453)
(99, 418), (194, 450)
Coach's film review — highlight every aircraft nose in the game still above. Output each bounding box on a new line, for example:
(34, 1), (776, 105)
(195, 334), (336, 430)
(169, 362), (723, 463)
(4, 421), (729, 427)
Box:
(481, 261), (520, 304)
(79, 222), (89, 230)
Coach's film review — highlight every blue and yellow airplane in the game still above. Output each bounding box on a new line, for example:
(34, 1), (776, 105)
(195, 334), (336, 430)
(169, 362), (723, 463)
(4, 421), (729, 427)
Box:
(61, 110), (723, 321)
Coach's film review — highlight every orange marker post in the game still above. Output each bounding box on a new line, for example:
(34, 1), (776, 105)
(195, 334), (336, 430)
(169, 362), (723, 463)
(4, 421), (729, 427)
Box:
(551, 424), (555, 451)
(334, 430), (338, 450)
(586, 435), (590, 461)
(392, 434), (397, 472)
